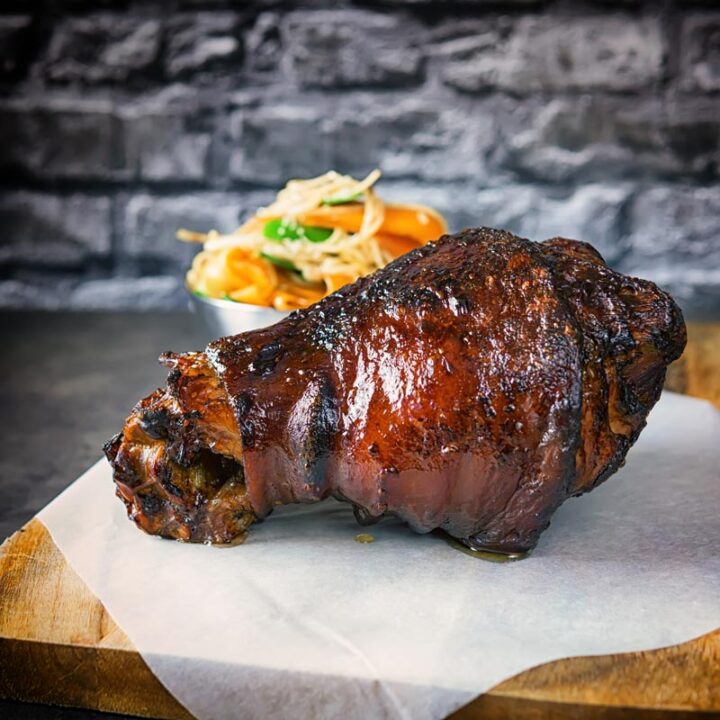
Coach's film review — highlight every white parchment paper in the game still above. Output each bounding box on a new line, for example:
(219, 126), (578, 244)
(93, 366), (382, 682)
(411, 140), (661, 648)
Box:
(40, 392), (720, 720)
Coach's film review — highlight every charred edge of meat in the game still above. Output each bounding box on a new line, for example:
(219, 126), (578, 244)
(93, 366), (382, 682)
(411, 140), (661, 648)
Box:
(104, 426), (253, 544)
(542, 237), (686, 501)
(105, 356), (255, 544)
(301, 376), (339, 490)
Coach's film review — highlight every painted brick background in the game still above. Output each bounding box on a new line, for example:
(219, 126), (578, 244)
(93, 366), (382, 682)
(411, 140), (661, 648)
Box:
(0, 0), (718, 316)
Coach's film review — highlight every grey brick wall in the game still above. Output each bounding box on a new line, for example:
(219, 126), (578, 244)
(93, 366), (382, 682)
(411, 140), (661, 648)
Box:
(0, 0), (718, 316)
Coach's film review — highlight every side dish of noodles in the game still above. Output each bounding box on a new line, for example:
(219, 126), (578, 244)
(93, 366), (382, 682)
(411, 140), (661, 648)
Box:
(179, 170), (448, 312)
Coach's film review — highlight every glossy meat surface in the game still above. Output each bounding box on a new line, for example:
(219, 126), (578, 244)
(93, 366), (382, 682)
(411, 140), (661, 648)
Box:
(105, 228), (686, 552)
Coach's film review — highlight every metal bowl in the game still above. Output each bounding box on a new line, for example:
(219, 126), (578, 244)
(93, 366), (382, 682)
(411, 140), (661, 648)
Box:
(188, 290), (289, 339)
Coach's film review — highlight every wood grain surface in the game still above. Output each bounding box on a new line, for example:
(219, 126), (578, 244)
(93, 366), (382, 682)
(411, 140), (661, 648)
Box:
(1, 322), (718, 720)
(0, 519), (193, 720)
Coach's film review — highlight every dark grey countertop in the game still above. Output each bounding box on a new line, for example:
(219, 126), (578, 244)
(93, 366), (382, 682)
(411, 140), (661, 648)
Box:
(0, 311), (211, 720)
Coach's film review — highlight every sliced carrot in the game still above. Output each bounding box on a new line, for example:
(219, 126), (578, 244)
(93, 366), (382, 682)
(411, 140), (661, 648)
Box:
(324, 273), (356, 294)
(272, 288), (324, 312)
(375, 233), (423, 259)
(299, 203), (447, 245)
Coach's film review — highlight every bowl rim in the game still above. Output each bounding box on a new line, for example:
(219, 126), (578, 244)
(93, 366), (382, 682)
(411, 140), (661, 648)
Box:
(186, 285), (289, 315)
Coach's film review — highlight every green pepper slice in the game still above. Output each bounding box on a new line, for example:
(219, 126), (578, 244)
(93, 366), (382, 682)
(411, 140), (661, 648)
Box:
(263, 218), (333, 243)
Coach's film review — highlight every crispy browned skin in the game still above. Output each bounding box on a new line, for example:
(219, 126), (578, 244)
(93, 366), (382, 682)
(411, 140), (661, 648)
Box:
(105, 229), (686, 552)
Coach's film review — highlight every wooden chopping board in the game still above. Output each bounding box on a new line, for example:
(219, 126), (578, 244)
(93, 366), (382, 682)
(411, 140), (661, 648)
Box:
(1, 322), (719, 720)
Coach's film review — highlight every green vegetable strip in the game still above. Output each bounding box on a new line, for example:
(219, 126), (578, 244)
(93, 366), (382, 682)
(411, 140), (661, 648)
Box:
(263, 218), (333, 243)
(260, 252), (300, 272)
(321, 191), (362, 206)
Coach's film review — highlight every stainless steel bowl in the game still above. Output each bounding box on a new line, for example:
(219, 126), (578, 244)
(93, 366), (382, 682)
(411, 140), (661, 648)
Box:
(188, 290), (289, 339)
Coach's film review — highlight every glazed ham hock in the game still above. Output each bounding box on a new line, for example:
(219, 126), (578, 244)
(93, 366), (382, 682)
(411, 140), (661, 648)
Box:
(105, 228), (686, 554)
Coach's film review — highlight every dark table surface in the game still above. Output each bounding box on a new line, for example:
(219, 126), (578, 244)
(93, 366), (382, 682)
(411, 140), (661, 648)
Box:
(0, 311), (212, 720)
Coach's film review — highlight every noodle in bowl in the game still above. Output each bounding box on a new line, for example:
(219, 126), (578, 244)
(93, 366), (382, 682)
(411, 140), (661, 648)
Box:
(179, 169), (448, 334)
